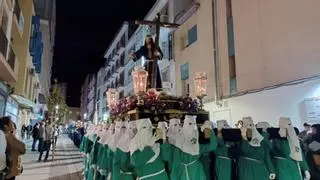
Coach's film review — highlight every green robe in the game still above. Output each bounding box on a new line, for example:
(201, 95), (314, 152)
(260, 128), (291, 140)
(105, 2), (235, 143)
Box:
(214, 138), (237, 180)
(113, 148), (136, 180)
(163, 133), (217, 180)
(272, 139), (309, 180)
(238, 140), (275, 180)
(99, 144), (110, 177)
(131, 146), (169, 180)
(87, 134), (99, 180)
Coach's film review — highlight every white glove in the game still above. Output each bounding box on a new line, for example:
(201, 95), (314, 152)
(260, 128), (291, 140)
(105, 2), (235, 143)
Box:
(304, 170), (311, 180)
(269, 173), (276, 180)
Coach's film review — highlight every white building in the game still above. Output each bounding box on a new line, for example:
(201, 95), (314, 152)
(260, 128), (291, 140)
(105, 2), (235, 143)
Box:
(173, 0), (320, 127)
(96, 23), (131, 121)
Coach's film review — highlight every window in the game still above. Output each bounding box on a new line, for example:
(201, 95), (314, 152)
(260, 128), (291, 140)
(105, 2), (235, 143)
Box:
(181, 80), (190, 96)
(180, 63), (189, 80)
(229, 55), (237, 94)
(1, 11), (9, 36)
(187, 25), (197, 46)
(227, 16), (235, 56)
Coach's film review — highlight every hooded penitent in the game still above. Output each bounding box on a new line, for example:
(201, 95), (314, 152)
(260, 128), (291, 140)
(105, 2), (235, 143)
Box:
(279, 117), (302, 161)
(167, 118), (182, 146)
(101, 123), (115, 145)
(157, 121), (168, 140)
(117, 121), (137, 152)
(240, 117), (264, 147)
(85, 124), (94, 137)
(130, 118), (160, 163)
(256, 122), (271, 132)
(97, 123), (110, 144)
(217, 120), (230, 131)
(176, 115), (199, 155)
(109, 121), (126, 152)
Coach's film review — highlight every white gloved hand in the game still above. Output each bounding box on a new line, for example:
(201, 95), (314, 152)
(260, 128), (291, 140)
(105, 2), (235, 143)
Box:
(269, 173), (276, 180)
(304, 170), (311, 180)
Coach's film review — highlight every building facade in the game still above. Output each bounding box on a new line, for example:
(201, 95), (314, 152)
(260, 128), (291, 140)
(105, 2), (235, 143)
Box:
(95, 22), (131, 121)
(80, 76), (89, 121)
(80, 74), (96, 122)
(173, 0), (320, 127)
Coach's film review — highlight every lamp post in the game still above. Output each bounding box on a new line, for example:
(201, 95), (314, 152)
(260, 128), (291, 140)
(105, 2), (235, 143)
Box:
(194, 72), (207, 110)
(54, 105), (59, 122)
(84, 113), (87, 121)
(132, 66), (148, 105)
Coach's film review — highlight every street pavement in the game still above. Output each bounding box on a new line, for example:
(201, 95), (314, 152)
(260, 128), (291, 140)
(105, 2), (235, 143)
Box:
(17, 135), (83, 180)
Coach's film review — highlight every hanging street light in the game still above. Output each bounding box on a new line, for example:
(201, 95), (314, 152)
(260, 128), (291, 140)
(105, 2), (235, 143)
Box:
(106, 88), (118, 109)
(132, 66), (148, 105)
(194, 72), (207, 110)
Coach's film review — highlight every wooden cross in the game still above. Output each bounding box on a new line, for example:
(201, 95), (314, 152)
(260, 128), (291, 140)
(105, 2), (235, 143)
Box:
(135, 13), (179, 89)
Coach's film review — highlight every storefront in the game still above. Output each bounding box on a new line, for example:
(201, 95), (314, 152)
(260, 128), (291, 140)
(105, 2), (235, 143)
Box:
(5, 97), (19, 125)
(0, 81), (9, 117)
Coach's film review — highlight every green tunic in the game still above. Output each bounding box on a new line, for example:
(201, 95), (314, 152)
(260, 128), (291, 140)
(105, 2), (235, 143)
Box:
(80, 136), (87, 152)
(99, 144), (110, 177)
(214, 138), (237, 180)
(272, 139), (309, 180)
(200, 152), (211, 180)
(163, 133), (217, 180)
(87, 135), (99, 180)
(113, 148), (136, 180)
(238, 140), (275, 180)
(131, 146), (169, 180)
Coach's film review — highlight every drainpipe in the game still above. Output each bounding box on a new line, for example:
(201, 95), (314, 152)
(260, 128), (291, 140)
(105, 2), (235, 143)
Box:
(212, 0), (222, 107)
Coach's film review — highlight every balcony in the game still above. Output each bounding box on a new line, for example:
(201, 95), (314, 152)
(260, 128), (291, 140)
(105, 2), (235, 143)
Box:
(117, 42), (125, 55)
(0, 29), (19, 82)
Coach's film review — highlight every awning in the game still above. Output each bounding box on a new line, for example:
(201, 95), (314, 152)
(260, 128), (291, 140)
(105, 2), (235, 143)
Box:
(38, 93), (46, 104)
(11, 94), (36, 110)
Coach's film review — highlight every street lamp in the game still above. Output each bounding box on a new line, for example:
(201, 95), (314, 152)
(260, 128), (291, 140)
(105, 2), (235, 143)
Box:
(84, 113), (87, 120)
(55, 105), (59, 110)
(194, 72), (207, 110)
(132, 66), (148, 105)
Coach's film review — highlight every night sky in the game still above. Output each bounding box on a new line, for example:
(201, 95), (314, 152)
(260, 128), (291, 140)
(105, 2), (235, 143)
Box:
(53, 0), (157, 107)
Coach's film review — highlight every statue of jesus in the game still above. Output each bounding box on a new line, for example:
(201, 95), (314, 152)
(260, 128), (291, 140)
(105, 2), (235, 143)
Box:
(130, 35), (163, 89)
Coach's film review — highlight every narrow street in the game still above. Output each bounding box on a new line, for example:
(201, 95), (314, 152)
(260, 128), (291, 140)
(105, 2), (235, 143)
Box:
(17, 135), (83, 180)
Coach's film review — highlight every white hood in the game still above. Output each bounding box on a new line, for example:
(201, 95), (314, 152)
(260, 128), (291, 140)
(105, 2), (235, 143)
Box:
(176, 115), (199, 155)
(217, 120), (230, 131)
(256, 122), (271, 132)
(130, 118), (159, 163)
(240, 117), (264, 147)
(279, 117), (302, 161)
(109, 121), (126, 152)
(118, 121), (137, 152)
(157, 121), (168, 140)
(101, 123), (115, 145)
(167, 118), (182, 146)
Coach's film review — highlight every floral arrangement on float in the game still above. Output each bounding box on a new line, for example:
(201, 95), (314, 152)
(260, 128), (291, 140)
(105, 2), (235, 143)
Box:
(106, 66), (208, 120)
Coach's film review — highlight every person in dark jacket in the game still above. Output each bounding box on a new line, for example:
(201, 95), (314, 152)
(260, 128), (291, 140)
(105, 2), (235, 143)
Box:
(31, 123), (40, 152)
(26, 124), (32, 140)
(129, 35), (163, 89)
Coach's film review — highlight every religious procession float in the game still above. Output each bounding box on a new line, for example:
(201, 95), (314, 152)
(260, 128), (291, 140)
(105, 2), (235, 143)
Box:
(77, 14), (315, 180)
